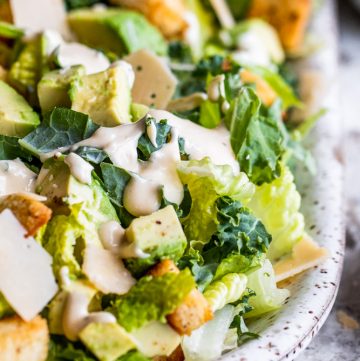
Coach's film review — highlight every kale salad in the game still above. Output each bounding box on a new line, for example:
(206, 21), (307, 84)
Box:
(0, 1), (328, 361)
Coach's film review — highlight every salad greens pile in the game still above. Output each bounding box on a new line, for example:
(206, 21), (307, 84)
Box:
(0, 1), (323, 361)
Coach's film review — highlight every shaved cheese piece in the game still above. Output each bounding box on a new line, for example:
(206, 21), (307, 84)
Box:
(82, 245), (135, 295)
(208, 0), (235, 29)
(125, 49), (177, 109)
(274, 237), (329, 283)
(0, 209), (58, 321)
(131, 321), (181, 357)
(10, 0), (71, 39)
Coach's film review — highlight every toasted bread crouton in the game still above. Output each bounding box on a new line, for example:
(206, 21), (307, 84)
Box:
(153, 345), (184, 361)
(148, 259), (180, 276)
(110, 0), (188, 38)
(247, 0), (312, 51)
(0, 193), (52, 236)
(240, 69), (277, 106)
(149, 260), (214, 335)
(0, 315), (49, 361)
(167, 289), (213, 335)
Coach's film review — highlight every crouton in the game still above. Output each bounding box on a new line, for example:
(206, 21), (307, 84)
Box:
(167, 289), (213, 335)
(148, 259), (180, 276)
(153, 345), (184, 361)
(0, 193), (52, 236)
(0, 315), (49, 361)
(110, 0), (188, 39)
(149, 260), (214, 335)
(0, 65), (7, 81)
(246, 0), (312, 51)
(240, 69), (277, 106)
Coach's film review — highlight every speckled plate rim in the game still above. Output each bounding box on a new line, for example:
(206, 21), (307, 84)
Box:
(219, 1), (345, 361)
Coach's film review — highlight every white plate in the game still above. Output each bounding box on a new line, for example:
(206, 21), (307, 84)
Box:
(221, 2), (345, 360)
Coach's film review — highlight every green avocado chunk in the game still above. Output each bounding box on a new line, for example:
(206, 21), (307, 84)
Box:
(38, 65), (86, 113)
(67, 9), (167, 56)
(79, 322), (135, 361)
(0, 80), (40, 137)
(71, 64), (132, 126)
(8, 33), (48, 106)
(124, 206), (187, 276)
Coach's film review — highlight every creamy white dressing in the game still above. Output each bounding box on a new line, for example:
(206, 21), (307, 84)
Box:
(147, 120), (158, 147)
(82, 244), (135, 294)
(62, 289), (116, 341)
(0, 159), (37, 196)
(123, 129), (183, 217)
(64, 153), (94, 185)
(167, 92), (208, 112)
(78, 121), (144, 173)
(207, 74), (226, 102)
(150, 110), (239, 173)
(123, 175), (161, 217)
(99, 221), (149, 258)
(56, 42), (110, 75)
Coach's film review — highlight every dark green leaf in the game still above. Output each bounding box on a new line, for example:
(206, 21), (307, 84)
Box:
(225, 0), (252, 20)
(0, 135), (33, 162)
(178, 137), (190, 160)
(100, 162), (133, 227)
(73, 146), (108, 164)
(180, 196), (270, 290)
(228, 87), (286, 185)
(137, 118), (171, 161)
(19, 107), (99, 158)
(230, 289), (259, 345)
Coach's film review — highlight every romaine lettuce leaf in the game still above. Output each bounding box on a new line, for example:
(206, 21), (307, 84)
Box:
(227, 87), (286, 185)
(111, 269), (195, 331)
(245, 260), (290, 318)
(248, 164), (305, 261)
(178, 157), (255, 244)
(19, 107), (99, 158)
(246, 66), (302, 109)
(203, 273), (247, 311)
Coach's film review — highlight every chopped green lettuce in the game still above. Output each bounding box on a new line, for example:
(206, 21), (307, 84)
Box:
(245, 260), (290, 318)
(227, 88), (287, 185)
(178, 157), (255, 244)
(204, 273), (247, 311)
(183, 196), (270, 290)
(246, 66), (302, 109)
(248, 164), (305, 261)
(0, 135), (33, 162)
(19, 107), (99, 158)
(111, 269), (195, 332)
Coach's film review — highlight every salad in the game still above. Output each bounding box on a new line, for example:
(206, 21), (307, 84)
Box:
(0, 1), (329, 361)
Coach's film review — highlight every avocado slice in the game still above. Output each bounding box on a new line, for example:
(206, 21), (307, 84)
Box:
(67, 9), (167, 56)
(0, 80), (40, 137)
(71, 64), (132, 127)
(79, 322), (136, 361)
(8, 33), (48, 106)
(38, 65), (86, 113)
(124, 206), (187, 276)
